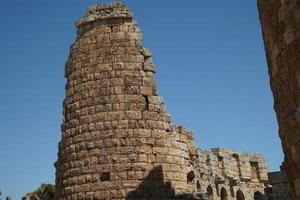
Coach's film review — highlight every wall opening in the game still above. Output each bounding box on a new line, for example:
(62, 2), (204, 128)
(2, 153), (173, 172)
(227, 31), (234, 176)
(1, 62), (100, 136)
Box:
(197, 180), (201, 191)
(236, 190), (245, 200)
(187, 170), (195, 183)
(206, 185), (214, 200)
(206, 155), (211, 165)
(254, 191), (264, 200)
(143, 95), (149, 111)
(215, 183), (219, 196)
(250, 161), (260, 180)
(220, 187), (228, 200)
(233, 154), (241, 178)
(230, 185), (235, 197)
(218, 156), (225, 176)
(100, 172), (110, 182)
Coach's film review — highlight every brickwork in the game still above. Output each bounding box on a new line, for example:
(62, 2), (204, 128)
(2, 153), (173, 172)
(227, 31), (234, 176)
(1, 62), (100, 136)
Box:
(55, 3), (195, 200)
(257, 1), (300, 199)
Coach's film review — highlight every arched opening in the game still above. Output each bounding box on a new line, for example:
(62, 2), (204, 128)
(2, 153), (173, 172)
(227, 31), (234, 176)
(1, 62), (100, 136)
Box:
(220, 187), (228, 200)
(196, 180), (201, 191)
(187, 170), (195, 183)
(236, 190), (245, 200)
(206, 185), (214, 200)
(254, 191), (264, 200)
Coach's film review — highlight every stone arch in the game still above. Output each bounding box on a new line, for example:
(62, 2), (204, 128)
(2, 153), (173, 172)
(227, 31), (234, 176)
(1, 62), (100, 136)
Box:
(254, 191), (264, 200)
(236, 190), (245, 200)
(196, 180), (201, 191)
(206, 185), (214, 200)
(220, 187), (228, 200)
(187, 170), (195, 183)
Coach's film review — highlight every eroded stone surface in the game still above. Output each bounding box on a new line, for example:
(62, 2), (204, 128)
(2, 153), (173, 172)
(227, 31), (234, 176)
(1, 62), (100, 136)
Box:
(56, 2), (270, 200)
(258, 1), (300, 199)
(268, 166), (293, 200)
(191, 148), (268, 200)
(55, 3), (194, 200)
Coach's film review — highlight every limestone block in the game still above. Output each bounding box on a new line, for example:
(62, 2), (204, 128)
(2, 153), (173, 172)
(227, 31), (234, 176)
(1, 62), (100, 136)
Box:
(140, 86), (153, 96)
(143, 62), (157, 73)
(142, 48), (152, 58)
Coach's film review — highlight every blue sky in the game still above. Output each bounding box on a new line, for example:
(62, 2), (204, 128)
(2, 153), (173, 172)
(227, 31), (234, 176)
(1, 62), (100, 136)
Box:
(0, 0), (283, 199)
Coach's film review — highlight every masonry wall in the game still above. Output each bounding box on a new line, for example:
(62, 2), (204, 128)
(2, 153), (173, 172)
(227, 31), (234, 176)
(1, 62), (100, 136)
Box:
(257, 1), (300, 199)
(192, 148), (268, 200)
(55, 3), (195, 200)
(268, 168), (293, 200)
(55, 2), (276, 200)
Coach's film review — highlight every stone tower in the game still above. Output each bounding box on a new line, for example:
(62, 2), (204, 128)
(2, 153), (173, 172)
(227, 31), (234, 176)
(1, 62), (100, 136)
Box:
(55, 3), (195, 200)
(257, 0), (300, 199)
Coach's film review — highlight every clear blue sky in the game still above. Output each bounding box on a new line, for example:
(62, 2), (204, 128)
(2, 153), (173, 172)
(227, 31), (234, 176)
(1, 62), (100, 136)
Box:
(0, 0), (283, 199)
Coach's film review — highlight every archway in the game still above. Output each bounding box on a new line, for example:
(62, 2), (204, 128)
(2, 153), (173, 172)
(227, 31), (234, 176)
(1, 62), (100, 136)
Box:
(196, 180), (201, 191)
(220, 187), (228, 200)
(254, 191), (264, 200)
(206, 185), (214, 200)
(236, 190), (245, 200)
(187, 170), (195, 183)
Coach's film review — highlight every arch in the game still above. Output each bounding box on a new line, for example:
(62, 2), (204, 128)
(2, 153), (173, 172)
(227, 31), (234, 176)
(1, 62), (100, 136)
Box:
(206, 185), (214, 200)
(254, 191), (264, 200)
(220, 187), (228, 200)
(236, 190), (245, 200)
(187, 170), (195, 183)
(196, 180), (201, 191)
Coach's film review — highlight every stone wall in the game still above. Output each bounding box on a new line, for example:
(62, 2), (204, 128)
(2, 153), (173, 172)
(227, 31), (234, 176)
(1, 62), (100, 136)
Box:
(22, 184), (55, 200)
(257, 1), (300, 199)
(55, 3), (195, 200)
(268, 165), (292, 200)
(191, 148), (268, 200)
(55, 2), (275, 200)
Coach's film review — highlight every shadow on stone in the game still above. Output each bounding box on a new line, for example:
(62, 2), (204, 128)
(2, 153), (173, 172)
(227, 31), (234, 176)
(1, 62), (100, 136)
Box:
(125, 165), (196, 200)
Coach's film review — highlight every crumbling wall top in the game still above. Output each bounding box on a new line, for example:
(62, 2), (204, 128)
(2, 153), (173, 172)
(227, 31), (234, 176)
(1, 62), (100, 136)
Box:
(76, 2), (133, 27)
(210, 147), (266, 162)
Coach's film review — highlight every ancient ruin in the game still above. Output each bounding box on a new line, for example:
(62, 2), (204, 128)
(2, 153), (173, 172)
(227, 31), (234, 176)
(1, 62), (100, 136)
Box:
(55, 3), (194, 199)
(22, 184), (55, 200)
(258, 1), (300, 199)
(54, 2), (279, 200)
(194, 148), (268, 200)
(268, 167), (293, 200)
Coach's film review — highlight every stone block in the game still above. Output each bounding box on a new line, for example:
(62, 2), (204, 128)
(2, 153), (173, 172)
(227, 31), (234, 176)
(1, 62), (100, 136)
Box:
(125, 111), (142, 120)
(143, 63), (157, 73)
(140, 86), (153, 96)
